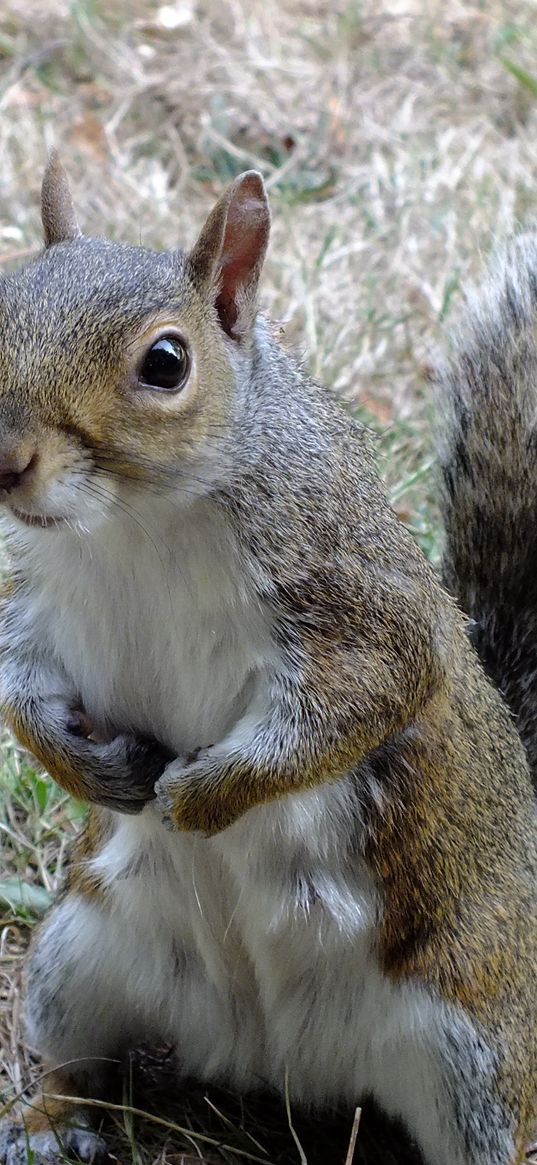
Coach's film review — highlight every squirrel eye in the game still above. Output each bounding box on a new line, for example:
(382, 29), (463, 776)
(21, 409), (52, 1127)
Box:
(137, 335), (190, 393)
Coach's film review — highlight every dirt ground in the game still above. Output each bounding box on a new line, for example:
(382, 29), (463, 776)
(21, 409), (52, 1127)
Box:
(1, 1), (537, 1161)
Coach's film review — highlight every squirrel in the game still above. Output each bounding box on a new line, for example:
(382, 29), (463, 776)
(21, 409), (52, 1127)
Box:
(0, 152), (535, 1165)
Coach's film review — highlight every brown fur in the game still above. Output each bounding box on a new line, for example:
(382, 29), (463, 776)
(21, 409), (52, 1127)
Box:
(366, 643), (537, 1154)
(17, 1072), (83, 1136)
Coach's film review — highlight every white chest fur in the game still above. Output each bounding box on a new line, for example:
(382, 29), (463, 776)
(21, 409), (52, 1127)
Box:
(16, 496), (274, 753)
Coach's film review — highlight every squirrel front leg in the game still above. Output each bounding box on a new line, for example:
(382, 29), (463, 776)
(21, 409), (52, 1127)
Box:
(0, 642), (172, 813)
(157, 595), (450, 835)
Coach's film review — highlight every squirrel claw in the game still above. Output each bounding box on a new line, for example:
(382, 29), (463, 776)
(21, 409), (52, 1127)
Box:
(66, 704), (95, 740)
(155, 752), (239, 836)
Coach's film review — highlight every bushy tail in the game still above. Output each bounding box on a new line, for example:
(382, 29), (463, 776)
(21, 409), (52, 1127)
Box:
(437, 233), (537, 785)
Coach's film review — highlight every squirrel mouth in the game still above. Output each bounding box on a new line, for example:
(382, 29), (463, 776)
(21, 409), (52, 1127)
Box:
(11, 508), (66, 529)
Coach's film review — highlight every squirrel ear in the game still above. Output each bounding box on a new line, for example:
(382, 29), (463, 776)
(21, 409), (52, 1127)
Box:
(189, 171), (270, 340)
(41, 151), (81, 247)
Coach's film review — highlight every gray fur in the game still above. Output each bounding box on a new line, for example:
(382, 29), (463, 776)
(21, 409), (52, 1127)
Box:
(437, 232), (537, 785)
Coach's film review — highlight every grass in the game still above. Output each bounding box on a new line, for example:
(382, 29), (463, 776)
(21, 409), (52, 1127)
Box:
(1, 0), (537, 1161)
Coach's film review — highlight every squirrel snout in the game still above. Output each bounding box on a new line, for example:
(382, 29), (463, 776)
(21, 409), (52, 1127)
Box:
(0, 446), (37, 493)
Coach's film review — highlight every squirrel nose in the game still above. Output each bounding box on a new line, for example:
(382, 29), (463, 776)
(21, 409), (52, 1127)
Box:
(0, 448), (37, 493)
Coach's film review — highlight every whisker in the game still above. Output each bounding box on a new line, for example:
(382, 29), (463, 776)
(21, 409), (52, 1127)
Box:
(92, 457), (218, 498)
(92, 468), (203, 502)
(74, 480), (172, 564)
(90, 471), (228, 533)
(72, 479), (179, 637)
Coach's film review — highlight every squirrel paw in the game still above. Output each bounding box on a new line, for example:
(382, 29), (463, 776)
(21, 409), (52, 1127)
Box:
(0, 1122), (112, 1164)
(81, 732), (174, 814)
(51, 698), (174, 813)
(155, 750), (239, 836)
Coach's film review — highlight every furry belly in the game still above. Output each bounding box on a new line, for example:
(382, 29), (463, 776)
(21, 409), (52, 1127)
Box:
(87, 797), (382, 1100)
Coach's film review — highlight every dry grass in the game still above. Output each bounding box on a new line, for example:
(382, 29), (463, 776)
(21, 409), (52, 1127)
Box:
(2, 0), (537, 1160)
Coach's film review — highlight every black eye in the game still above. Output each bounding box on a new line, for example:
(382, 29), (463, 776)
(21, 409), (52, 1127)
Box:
(138, 335), (190, 392)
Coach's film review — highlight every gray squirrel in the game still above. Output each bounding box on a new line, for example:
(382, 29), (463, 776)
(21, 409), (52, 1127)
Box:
(0, 154), (535, 1165)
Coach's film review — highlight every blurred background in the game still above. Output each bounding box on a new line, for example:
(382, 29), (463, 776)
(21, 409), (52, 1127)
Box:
(1, 1), (537, 1161)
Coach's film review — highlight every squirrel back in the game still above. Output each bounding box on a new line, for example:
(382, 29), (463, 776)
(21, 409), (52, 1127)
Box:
(437, 235), (537, 788)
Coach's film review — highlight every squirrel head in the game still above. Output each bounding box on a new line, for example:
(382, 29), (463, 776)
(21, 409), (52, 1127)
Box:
(0, 152), (270, 534)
